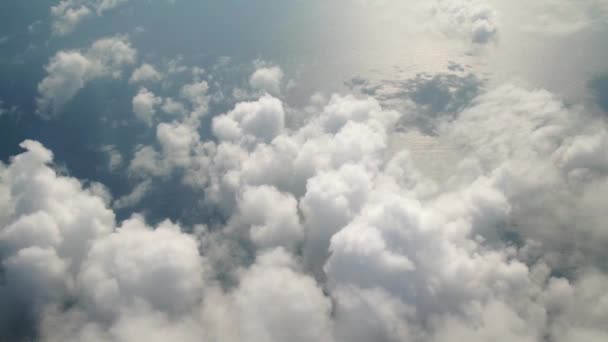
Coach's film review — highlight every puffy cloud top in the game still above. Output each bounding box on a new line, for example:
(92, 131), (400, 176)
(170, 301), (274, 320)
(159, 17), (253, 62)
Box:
(213, 94), (285, 143)
(36, 36), (136, 116)
(430, 0), (498, 44)
(129, 63), (163, 84)
(249, 66), (284, 95)
(51, 0), (140, 35)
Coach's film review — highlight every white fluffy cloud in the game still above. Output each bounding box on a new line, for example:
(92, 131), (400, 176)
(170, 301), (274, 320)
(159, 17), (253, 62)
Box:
(0, 140), (207, 341)
(132, 88), (162, 125)
(440, 85), (608, 269)
(0, 140), (115, 339)
(50, 0), (136, 35)
(212, 94), (285, 144)
(129, 63), (163, 84)
(77, 215), (204, 319)
(119, 74), (608, 342)
(3, 0), (607, 339)
(356, 0), (499, 45)
(227, 185), (304, 250)
(7, 56), (608, 341)
(430, 0), (498, 44)
(50, 1), (92, 36)
(37, 36), (136, 116)
(230, 248), (334, 342)
(180, 80), (210, 119)
(0, 141), (336, 341)
(249, 66), (284, 95)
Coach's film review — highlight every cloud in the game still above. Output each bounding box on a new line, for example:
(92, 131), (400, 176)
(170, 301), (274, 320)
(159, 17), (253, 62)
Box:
(36, 36), (136, 116)
(119, 73), (608, 342)
(0, 139), (334, 341)
(0, 141), (209, 341)
(132, 88), (162, 126)
(230, 248), (334, 342)
(112, 180), (151, 209)
(129, 117), (211, 182)
(249, 65), (284, 95)
(0, 140), (115, 340)
(77, 215), (204, 319)
(212, 94), (285, 144)
(429, 0), (498, 44)
(7, 55), (608, 341)
(440, 85), (608, 269)
(541, 270), (608, 342)
(227, 185), (304, 250)
(356, 0), (499, 45)
(99, 145), (124, 171)
(161, 98), (188, 117)
(50, 1), (92, 36)
(50, 0), (134, 35)
(95, 0), (130, 14)
(129, 63), (163, 84)
(0, 0), (605, 339)
(509, 0), (608, 35)
(180, 80), (210, 119)
(36, 52), (93, 117)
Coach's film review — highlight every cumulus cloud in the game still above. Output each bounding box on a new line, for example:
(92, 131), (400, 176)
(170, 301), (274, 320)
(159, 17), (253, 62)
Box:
(132, 88), (162, 126)
(356, 0), (499, 45)
(117, 69), (608, 342)
(50, 0), (136, 35)
(36, 36), (136, 116)
(0, 141), (210, 341)
(129, 63), (163, 84)
(227, 185), (304, 250)
(6, 55), (608, 342)
(50, 1), (92, 36)
(249, 65), (284, 95)
(0, 140), (115, 340)
(77, 215), (204, 319)
(180, 80), (210, 119)
(0, 140), (333, 341)
(429, 0), (498, 44)
(230, 248), (334, 342)
(129, 115), (212, 183)
(212, 94), (285, 144)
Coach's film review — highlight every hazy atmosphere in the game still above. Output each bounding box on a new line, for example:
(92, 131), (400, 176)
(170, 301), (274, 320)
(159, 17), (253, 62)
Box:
(1, 1), (608, 341)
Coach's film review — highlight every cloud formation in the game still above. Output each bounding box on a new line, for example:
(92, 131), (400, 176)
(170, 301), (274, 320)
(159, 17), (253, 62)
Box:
(50, 1), (92, 36)
(51, 0), (132, 35)
(5, 29), (608, 342)
(132, 88), (162, 126)
(36, 36), (136, 116)
(4, 0), (608, 339)
(130, 63), (163, 85)
(119, 72), (606, 342)
(249, 65), (284, 95)
(430, 0), (498, 44)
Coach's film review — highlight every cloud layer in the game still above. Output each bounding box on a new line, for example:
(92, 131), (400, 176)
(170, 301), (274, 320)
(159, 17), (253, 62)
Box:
(6, 64), (608, 340)
(3, 1), (608, 341)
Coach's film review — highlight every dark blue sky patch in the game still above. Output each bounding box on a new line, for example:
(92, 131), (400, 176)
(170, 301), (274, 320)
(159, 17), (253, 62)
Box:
(589, 73), (608, 113)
